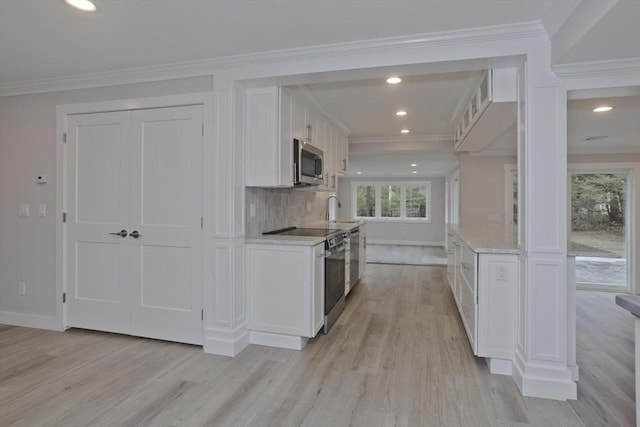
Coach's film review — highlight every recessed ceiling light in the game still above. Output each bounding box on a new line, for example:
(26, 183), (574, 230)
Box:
(396, 110), (407, 116)
(412, 171), (418, 174)
(593, 106), (613, 112)
(410, 163), (417, 167)
(356, 171), (362, 175)
(64, 0), (96, 11)
(400, 129), (410, 134)
(386, 77), (402, 84)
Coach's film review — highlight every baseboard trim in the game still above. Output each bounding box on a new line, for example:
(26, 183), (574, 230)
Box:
(249, 330), (308, 350)
(367, 240), (445, 247)
(0, 310), (63, 331)
(513, 351), (577, 401)
(203, 323), (250, 357)
(486, 358), (513, 375)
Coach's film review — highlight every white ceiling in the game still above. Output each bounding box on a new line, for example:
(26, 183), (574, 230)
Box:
(1, 0), (638, 178)
(0, 0), (577, 85)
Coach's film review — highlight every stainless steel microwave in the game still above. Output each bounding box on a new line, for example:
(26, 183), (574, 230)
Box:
(293, 138), (324, 186)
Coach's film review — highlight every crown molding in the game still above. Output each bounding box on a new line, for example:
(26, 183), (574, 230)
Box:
(1, 21), (547, 97)
(553, 58), (640, 80)
(349, 134), (453, 145)
(567, 146), (640, 156)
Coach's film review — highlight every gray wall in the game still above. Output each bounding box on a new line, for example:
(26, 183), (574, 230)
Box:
(0, 77), (212, 320)
(458, 154), (516, 225)
(337, 176), (446, 246)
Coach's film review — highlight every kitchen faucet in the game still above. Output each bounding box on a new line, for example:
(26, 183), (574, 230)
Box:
(326, 194), (342, 222)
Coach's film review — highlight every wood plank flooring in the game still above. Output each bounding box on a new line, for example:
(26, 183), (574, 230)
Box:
(0, 265), (635, 426)
(571, 290), (636, 427)
(366, 245), (447, 266)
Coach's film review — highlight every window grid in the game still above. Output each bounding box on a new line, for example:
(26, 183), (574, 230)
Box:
(352, 181), (431, 222)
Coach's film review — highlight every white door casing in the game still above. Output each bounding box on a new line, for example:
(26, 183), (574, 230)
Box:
(64, 105), (204, 345)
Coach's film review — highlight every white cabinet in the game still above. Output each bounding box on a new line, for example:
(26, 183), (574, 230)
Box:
(454, 68), (517, 152)
(247, 242), (325, 349)
(245, 86), (293, 187)
(337, 133), (349, 175)
(446, 231), (517, 371)
(244, 85), (348, 189)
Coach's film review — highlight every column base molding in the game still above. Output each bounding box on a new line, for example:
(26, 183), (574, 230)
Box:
(513, 350), (577, 400)
(203, 323), (250, 357)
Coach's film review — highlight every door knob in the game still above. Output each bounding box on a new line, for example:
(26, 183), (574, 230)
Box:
(129, 230), (141, 239)
(108, 229), (127, 237)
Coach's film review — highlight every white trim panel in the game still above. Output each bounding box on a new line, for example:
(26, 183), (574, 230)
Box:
(529, 257), (566, 362)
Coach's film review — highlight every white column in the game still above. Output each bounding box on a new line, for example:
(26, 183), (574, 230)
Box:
(513, 47), (577, 400)
(203, 75), (250, 356)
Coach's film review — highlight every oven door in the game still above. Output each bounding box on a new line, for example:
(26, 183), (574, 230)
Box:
(324, 242), (346, 332)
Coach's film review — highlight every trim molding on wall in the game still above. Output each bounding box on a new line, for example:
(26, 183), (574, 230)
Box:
(0, 311), (64, 331)
(553, 58), (640, 80)
(0, 22), (547, 97)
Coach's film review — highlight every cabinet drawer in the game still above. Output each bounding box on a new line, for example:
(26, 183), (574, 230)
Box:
(460, 244), (476, 287)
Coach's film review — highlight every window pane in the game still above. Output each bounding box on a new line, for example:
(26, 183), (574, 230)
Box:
(356, 185), (376, 217)
(406, 185), (427, 218)
(381, 185), (400, 217)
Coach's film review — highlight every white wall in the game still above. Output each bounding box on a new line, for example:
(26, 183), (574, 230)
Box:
(0, 77), (212, 322)
(458, 154), (517, 225)
(337, 176), (446, 246)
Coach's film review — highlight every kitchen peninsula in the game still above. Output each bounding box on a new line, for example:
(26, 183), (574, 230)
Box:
(447, 223), (520, 375)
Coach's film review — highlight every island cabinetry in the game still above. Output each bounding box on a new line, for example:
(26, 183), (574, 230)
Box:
(247, 242), (325, 350)
(447, 226), (519, 374)
(244, 86), (349, 188)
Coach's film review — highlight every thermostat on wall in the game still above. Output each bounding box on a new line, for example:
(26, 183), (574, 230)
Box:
(36, 175), (47, 184)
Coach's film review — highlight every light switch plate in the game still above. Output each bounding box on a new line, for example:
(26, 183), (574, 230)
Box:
(250, 203), (256, 217)
(18, 204), (30, 217)
(39, 204), (46, 217)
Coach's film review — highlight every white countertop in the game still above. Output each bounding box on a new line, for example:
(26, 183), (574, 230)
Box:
(448, 223), (520, 254)
(245, 220), (365, 246)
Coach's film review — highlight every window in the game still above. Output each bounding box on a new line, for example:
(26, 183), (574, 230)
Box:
(353, 181), (431, 221)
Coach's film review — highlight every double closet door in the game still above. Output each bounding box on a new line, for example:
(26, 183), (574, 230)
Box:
(65, 105), (203, 345)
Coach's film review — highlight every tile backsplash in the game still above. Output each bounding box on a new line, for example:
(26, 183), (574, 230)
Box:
(245, 187), (329, 236)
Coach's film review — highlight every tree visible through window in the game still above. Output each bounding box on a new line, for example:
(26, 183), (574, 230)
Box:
(381, 185), (400, 217)
(353, 182), (431, 221)
(405, 185), (426, 218)
(356, 185), (375, 217)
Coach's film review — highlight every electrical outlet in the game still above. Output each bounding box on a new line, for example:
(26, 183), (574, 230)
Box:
(18, 282), (26, 295)
(18, 204), (30, 217)
(307, 202), (312, 212)
(39, 204), (46, 217)
(496, 265), (507, 281)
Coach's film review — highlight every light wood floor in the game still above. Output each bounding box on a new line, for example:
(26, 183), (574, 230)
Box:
(0, 265), (635, 426)
(571, 290), (636, 427)
(367, 244), (447, 266)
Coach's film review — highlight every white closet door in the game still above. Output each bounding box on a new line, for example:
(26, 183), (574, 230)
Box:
(129, 106), (203, 345)
(65, 111), (132, 334)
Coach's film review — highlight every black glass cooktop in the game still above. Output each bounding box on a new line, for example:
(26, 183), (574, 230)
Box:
(263, 227), (340, 237)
